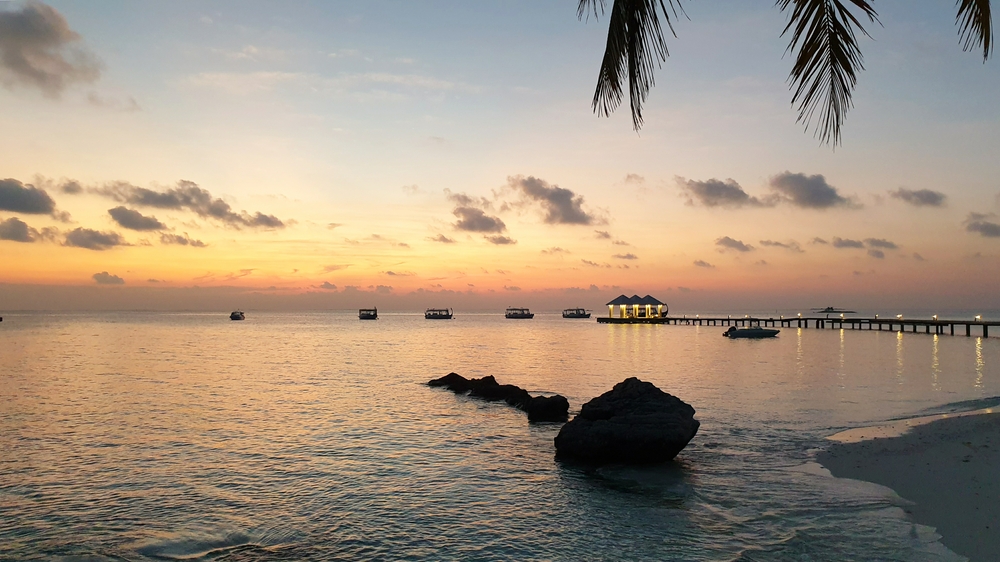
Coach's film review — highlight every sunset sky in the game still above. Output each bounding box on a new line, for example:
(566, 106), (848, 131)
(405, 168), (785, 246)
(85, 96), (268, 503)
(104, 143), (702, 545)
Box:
(1, 0), (998, 312)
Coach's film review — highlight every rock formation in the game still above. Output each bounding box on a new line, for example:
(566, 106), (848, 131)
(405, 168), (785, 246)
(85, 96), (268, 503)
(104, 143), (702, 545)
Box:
(554, 377), (699, 464)
(428, 373), (569, 422)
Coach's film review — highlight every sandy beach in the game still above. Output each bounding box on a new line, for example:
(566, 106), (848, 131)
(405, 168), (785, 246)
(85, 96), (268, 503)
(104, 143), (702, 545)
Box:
(818, 412), (1000, 561)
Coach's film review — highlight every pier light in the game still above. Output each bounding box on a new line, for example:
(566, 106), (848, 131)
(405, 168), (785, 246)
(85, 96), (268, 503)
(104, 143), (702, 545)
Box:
(840, 313), (845, 319)
(896, 314), (903, 320)
(875, 314), (878, 320)
(976, 315), (982, 322)
(933, 315), (938, 321)
(797, 313), (802, 318)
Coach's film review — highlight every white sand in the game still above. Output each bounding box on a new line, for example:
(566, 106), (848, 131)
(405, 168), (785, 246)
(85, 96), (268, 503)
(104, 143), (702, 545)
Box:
(817, 412), (1000, 561)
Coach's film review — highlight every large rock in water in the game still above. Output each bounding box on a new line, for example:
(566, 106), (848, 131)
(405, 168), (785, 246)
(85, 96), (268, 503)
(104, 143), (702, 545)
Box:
(554, 377), (699, 464)
(428, 373), (569, 422)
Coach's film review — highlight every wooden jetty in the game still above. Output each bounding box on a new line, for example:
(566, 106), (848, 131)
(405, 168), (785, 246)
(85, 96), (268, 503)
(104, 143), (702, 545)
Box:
(656, 315), (996, 338)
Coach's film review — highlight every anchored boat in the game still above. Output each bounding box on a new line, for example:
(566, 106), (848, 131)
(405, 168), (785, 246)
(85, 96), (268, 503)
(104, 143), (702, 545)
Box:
(723, 321), (779, 339)
(359, 307), (378, 320)
(562, 308), (591, 319)
(230, 310), (245, 321)
(425, 308), (453, 319)
(505, 307), (534, 319)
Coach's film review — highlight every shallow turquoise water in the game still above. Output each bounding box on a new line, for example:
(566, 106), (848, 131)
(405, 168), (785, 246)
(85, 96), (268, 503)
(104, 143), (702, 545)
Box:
(1, 311), (997, 560)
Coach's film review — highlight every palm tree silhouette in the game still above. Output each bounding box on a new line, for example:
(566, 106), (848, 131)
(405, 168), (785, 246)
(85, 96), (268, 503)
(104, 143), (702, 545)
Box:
(579, 0), (993, 145)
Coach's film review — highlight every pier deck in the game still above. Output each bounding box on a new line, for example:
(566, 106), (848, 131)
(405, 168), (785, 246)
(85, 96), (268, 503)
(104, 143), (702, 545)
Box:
(650, 316), (996, 337)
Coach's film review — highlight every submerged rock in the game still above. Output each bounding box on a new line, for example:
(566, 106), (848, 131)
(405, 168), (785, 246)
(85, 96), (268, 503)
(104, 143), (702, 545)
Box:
(554, 377), (699, 464)
(428, 373), (569, 422)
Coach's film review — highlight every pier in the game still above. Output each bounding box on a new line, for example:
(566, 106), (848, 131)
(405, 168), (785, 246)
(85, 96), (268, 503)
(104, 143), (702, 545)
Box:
(657, 316), (996, 338)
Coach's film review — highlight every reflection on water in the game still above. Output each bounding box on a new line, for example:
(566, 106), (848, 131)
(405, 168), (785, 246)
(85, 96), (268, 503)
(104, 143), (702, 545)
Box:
(1, 312), (997, 561)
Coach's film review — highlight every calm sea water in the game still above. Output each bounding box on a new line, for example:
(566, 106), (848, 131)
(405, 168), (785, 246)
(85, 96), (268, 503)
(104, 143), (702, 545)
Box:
(1, 311), (998, 561)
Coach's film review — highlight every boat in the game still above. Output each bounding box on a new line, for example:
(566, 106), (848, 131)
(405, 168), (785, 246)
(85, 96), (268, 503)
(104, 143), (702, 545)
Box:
(359, 307), (378, 320)
(562, 308), (591, 319)
(505, 307), (534, 319)
(723, 322), (779, 339)
(230, 310), (245, 321)
(811, 306), (857, 318)
(425, 308), (453, 319)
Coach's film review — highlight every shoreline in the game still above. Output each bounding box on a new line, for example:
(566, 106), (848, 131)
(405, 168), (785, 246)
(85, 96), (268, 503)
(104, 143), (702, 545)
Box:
(818, 412), (1000, 561)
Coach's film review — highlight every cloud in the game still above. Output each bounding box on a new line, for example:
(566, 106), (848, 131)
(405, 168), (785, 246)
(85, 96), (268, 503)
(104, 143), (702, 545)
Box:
(832, 237), (864, 249)
(384, 270), (415, 276)
(693, 260), (715, 268)
(912, 253), (926, 261)
(92, 271), (124, 285)
(87, 91), (140, 112)
(759, 240), (803, 252)
(811, 237), (829, 245)
(594, 230), (611, 239)
(108, 206), (165, 231)
(507, 175), (597, 225)
(582, 259), (610, 268)
(323, 264), (350, 272)
(444, 189), (492, 210)
(401, 184), (422, 195)
(0, 217), (36, 242)
(504, 285), (521, 291)
(768, 172), (857, 209)
(453, 207), (505, 233)
(964, 212), (1000, 238)
(59, 180), (82, 194)
(0, 2), (101, 96)
(890, 188), (946, 207)
(63, 227), (126, 250)
(715, 236), (754, 252)
(755, 260), (769, 266)
(485, 235), (516, 245)
(541, 247), (568, 255)
(867, 249), (885, 259)
(373, 285), (392, 294)
(0, 178), (56, 214)
(427, 234), (455, 243)
(95, 180), (285, 229)
(319, 281), (337, 290)
(678, 177), (772, 208)
(864, 238), (898, 249)
(624, 173), (645, 184)
(326, 223), (342, 230)
(612, 253), (638, 260)
(160, 233), (206, 247)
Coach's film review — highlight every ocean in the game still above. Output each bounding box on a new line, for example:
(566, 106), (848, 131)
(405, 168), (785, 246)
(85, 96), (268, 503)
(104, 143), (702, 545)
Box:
(1, 311), (998, 561)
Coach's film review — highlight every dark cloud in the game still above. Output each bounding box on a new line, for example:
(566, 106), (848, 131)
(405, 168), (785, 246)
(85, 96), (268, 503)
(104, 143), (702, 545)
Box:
(678, 177), (772, 208)
(319, 281), (337, 290)
(485, 235), (516, 245)
(160, 233), (206, 247)
(715, 236), (754, 252)
(453, 207), (505, 233)
(811, 237), (829, 245)
(594, 230), (612, 239)
(889, 188), (946, 207)
(864, 238), (898, 249)
(384, 271), (415, 276)
(612, 253), (638, 260)
(60, 180), (82, 194)
(760, 240), (804, 252)
(693, 260), (715, 268)
(95, 180), (285, 229)
(0, 216), (36, 242)
(582, 259), (610, 268)
(507, 175), (597, 225)
(965, 212), (1000, 238)
(0, 178), (56, 214)
(108, 206), (165, 231)
(768, 172), (857, 209)
(0, 2), (101, 96)
(428, 234), (455, 243)
(612, 239), (630, 246)
(444, 189), (493, 210)
(832, 237), (864, 249)
(867, 249), (885, 259)
(92, 271), (124, 285)
(63, 227), (126, 250)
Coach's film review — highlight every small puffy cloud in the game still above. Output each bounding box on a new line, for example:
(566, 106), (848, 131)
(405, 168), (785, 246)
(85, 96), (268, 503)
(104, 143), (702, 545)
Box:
(108, 206), (165, 231)
(326, 223), (342, 230)
(0, 217), (36, 242)
(864, 238), (898, 249)
(964, 212), (1000, 238)
(759, 240), (803, 252)
(768, 172), (857, 209)
(867, 249), (885, 259)
(160, 233), (206, 247)
(811, 237), (829, 245)
(912, 253), (926, 261)
(541, 247), (568, 254)
(582, 259), (610, 268)
(453, 207), (506, 233)
(715, 236), (754, 252)
(64, 227), (126, 250)
(832, 237), (864, 249)
(678, 177), (772, 208)
(374, 285), (393, 294)
(0, 178), (56, 214)
(624, 173), (645, 184)
(444, 189), (492, 210)
(319, 281), (337, 290)
(693, 260), (715, 268)
(60, 180), (82, 194)
(612, 253), (638, 260)
(92, 271), (124, 285)
(147, 278), (161, 283)
(428, 234), (455, 243)
(384, 270), (415, 276)
(890, 188), (946, 207)
(485, 234), (516, 245)
(0, 2), (101, 96)
(504, 285), (521, 291)
(323, 264), (350, 272)
(594, 230), (612, 239)
(507, 175), (597, 225)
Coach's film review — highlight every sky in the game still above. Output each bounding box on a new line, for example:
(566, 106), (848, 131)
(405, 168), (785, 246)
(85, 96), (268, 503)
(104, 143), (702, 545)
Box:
(1, 0), (998, 312)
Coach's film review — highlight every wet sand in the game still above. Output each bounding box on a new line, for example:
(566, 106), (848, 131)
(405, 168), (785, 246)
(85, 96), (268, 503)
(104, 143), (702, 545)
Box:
(818, 412), (1000, 561)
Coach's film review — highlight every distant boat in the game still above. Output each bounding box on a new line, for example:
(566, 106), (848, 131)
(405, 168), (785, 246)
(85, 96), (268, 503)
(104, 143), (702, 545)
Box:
(425, 308), (453, 319)
(723, 322), (779, 339)
(359, 307), (378, 320)
(505, 307), (534, 319)
(562, 308), (591, 319)
(811, 306), (857, 317)
(230, 310), (245, 321)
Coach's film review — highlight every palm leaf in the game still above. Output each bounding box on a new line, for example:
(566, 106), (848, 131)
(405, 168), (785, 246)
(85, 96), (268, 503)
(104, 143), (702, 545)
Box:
(579, 0), (684, 130)
(776, 0), (879, 146)
(956, 0), (994, 61)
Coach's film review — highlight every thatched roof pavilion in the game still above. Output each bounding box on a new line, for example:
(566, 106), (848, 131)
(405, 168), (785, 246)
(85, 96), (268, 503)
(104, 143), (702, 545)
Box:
(605, 294), (667, 319)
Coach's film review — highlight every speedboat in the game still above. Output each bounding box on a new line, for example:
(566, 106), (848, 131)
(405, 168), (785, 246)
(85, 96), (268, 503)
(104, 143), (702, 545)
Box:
(230, 310), (245, 321)
(359, 307), (378, 320)
(425, 308), (453, 319)
(562, 308), (591, 319)
(505, 307), (534, 319)
(723, 324), (779, 339)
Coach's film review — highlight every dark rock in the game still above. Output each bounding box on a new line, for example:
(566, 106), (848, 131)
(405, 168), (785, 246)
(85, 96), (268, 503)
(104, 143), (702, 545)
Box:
(427, 373), (568, 422)
(554, 377), (699, 464)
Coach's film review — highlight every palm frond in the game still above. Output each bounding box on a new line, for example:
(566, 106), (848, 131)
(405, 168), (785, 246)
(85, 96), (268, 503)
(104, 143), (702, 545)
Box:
(579, 0), (685, 130)
(776, 0), (878, 145)
(956, 0), (994, 61)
